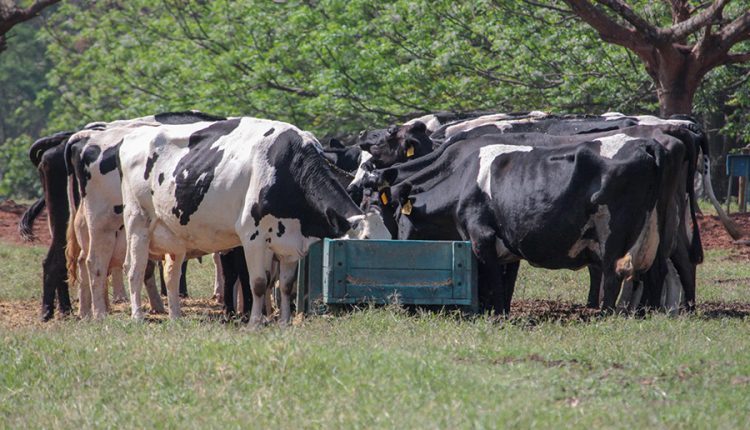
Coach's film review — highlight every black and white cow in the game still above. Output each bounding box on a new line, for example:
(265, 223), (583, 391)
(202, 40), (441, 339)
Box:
(63, 111), (226, 319)
(117, 117), (391, 325)
(21, 129), (171, 320)
(365, 126), (692, 314)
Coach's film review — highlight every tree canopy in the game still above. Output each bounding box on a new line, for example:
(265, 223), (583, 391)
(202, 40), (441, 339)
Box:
(0, 0), (749, 199)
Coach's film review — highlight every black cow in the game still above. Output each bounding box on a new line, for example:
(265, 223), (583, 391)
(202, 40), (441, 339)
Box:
(357, 121), (434, 169)
(366, 126), (692, 314)
(22, 132), (76, 321)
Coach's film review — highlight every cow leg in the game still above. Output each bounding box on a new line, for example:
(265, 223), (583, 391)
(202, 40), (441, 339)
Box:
(85, 235), (117, 321)
(110, 266), (128, 303)
(278, 260), (297, 326)
(212, 253), (224, 302)
(77, 262), (92, 319)
(158, 260), (167, 296)
(179, 260), (188, 298)
(243, 245), (273, 328)
(662, 260), (682, 315)
(41, 251), (58, 321)
(498, 262), (520, 314)
(56, 276), (72, 316)
(42, 242), (69, 320)
(236, 251), (252, 319)
(586, 266), (602, 309)
(670, 236), (696, 313)
(220, 251), (240, 319)
(163, 253), (185, 319)
(124, 214), (150, 321)
(144, 260), (166, 314)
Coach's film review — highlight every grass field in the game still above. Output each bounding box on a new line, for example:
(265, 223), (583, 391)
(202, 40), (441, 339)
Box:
(1, 241), (749, 429)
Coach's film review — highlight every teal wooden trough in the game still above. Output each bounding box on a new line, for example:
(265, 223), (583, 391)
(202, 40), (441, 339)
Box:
(295, 239), (478, 314)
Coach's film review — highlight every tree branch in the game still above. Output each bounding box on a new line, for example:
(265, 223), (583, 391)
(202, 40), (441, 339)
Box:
(562, 0), (650, 50)
(596, 0), (661, 41)
(667, 0), (729, 41)
(719, 9), (750, 48)
(726, 51), (750, 64)
(0, 0), (60, 35)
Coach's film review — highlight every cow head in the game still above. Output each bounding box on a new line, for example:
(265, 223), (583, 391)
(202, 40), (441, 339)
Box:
(357, 121), (433, 168)
(343, 208), (392, 240)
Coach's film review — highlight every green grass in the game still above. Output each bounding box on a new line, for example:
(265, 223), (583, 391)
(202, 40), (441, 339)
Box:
(1, 241), (749, 429)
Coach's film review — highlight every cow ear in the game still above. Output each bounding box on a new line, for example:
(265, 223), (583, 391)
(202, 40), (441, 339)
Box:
(381, 168), (398, 186)
(329, 138), (345, 149)
(387, 125), (399, 137)
(409, 121), (426, 134)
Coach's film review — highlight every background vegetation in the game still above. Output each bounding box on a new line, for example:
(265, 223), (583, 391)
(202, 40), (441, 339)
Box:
(0, 0), (748, 199)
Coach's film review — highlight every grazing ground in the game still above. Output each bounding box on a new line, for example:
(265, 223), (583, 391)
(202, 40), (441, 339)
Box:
(1, 200), (749, 429)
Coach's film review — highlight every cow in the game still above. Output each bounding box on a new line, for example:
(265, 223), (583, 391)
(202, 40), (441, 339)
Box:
(22, 131), (76, 320)
(64, 111), (225, 319)
(116, 117), (391, 325)
(364, 125), (693, 314)
(20, 130), (169, 320)
(357, 121), (434, 169)
(359, 114), (711, 312)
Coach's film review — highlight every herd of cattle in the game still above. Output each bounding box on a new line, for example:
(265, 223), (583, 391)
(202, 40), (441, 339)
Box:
(19, 109), (718, 325)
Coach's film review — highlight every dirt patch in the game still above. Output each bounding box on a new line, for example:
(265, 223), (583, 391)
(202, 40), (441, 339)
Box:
(698, 212), (750, 260)
(0, 199), (51, 246)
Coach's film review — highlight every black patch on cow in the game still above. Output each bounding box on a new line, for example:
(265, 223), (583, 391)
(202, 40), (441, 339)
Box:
(264, 128), (275, 137)
(113, 205), (123, 214)
(74, 143), (100, 198)
(158, 172), (164, 185)
(251, 203), (261, 226)
(250, 230), (259, 241)
(250, 129), (360, 238)
(99, 140), (122, 175)
(144, 152), (159, 180)
(154, 111), (226, 124)
(171, 118), (242, 225)
(277, 221), (285, 237)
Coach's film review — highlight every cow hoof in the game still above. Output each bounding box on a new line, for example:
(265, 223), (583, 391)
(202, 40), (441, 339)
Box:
(131, 311), (145, 321)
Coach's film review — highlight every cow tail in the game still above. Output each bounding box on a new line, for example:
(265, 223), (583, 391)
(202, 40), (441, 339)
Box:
(697, 130), (743, 241)
(64, 140), (81, 287)
(18, 197), (45, 242)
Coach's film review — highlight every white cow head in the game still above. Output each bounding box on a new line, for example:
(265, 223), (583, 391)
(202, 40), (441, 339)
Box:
(344, 209), (392, 240)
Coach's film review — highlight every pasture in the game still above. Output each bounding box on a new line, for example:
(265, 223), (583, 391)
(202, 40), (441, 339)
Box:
(1, 202), (750, 429)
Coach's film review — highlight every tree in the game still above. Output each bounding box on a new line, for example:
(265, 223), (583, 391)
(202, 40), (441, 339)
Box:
(561, 0), (750, 116)
(0, 0), (59, 52)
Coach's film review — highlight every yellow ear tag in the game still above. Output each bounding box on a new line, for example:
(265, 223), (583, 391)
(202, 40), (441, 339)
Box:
(380, 192), (389, 205)
(401, 199), (413, 215)
(406, 145), (415, 158)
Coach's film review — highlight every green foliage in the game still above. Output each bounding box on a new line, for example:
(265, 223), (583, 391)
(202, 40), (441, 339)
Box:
(0, 134), (40, 199)
(0, 22), (54, 200)
(41, 0), (660, 137)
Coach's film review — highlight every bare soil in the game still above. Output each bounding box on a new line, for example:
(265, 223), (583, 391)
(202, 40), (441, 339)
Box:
(0, 199), (51, 246)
